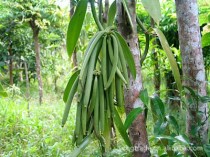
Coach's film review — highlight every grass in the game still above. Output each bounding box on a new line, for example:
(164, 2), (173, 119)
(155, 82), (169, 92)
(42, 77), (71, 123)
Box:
(0, 95), (75, 157)
(0, 92), (132, 157)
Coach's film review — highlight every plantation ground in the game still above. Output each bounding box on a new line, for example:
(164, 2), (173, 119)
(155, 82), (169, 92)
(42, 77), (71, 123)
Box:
(0, 93), (133, 157)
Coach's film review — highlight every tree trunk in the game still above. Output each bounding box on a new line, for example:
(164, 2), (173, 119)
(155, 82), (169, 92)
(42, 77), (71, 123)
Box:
(117, 1), (150, 156)
(24, 61), (30, 116)
(175, 0), (208, 156)
(29, 20), (43, 105)
(150, 18), (160, 95)
(19, 62), (24, 82)
(8, 43), (13, 85)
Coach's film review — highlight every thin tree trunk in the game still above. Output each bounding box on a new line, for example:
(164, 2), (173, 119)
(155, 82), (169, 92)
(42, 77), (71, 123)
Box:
(175, 0), (208, 156)
(70, 0), (78, 68)
(150, 18), (160, 95)
(117, 1), (150, 156)
(54, 77), (58, 93)
(24, 61), (30, 116)
(34, 31), (43, 105)
(8, 43), (13, 85)
(19, 62), (24, 82)
(30, 20), (43, 105)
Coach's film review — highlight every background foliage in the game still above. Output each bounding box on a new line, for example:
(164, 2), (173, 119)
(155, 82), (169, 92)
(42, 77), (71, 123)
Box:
(0, 0), (209, 156)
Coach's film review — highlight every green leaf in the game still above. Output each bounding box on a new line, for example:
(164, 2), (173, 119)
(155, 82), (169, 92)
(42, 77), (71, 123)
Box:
(114, 31), (136, 79)
(150, 95), (165, 121)
(113, 107), (132, 147)
(154, 120), (168, 135)
(204, 144), (210, 157)
(0, 83), (7, 97)
(202, 32), (210, 48)
(139, 89), (149, 105)
(183, 86), (199, 101)
(184, 86), (210, 103)
(63, 70), (80, 103)
(154, 28), (182, 92)
(155, 135), (174, 142)
(156, 134), (190, 146)
(200, 96), (210, 103)
(174, 135), (190, 146)
(70, 135), (92, 157)
(62, 78), (79, 126)
(124, 107), (143, 130)
(165, 115), (179, 134)
(141, 0), (161, 25)
(66, 0), (88, 57)
(121, 0), (134, 31)
(107, 0), (116, 26)
(0, 83), (4, 91)
(199, 14), (209, 26)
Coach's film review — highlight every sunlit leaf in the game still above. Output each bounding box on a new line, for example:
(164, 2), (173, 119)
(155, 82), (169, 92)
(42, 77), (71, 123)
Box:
(0, 83), (7, 97)
(174, 135), (190, 146)
(154, 28), (182, 92)
(66, 0), (88, 57)
(124, 107), (143, 130)
(202, 32), (210, 48)
(139, 89), (149, 105)
(155, 135), (174, 141)
(141, 0), (161, 24)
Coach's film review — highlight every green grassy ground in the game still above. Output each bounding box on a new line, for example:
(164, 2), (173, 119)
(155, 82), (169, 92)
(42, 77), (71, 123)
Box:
(0, 95), (74, 157)
(0, 93), (132, 157)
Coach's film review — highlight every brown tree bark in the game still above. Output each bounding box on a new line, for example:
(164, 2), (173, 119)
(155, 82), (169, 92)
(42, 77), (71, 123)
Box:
(175, 0), (208, 156)
(29, 19), (43, 105)
(117, 1), (150, 156)
(8, 42), (13, 85)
